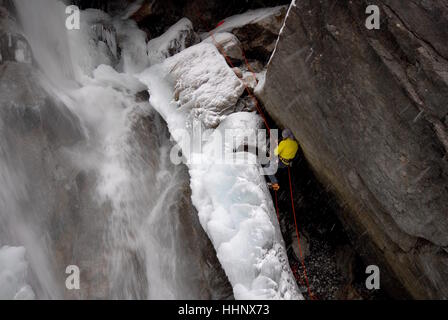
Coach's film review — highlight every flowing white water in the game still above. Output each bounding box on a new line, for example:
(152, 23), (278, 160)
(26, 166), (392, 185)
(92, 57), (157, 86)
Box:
(14, 0), (76, 88)
(0, 0), (230, 299)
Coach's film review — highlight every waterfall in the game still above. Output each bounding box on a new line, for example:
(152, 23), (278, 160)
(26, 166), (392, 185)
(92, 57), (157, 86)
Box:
(13, 0), (76, 87)
(0, 0), (231, 299)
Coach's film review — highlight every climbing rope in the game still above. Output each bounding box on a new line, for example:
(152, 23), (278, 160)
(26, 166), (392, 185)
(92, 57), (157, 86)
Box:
(206, 30), (271, 135)
(199, 14), (316, 299)
(288, 166), (316, 299)
(210, 24), (317, 300)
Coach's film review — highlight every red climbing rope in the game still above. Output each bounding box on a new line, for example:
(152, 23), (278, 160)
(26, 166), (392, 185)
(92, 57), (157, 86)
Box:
(206, 31), (271, 135)
(199, 14), (316, 299)
(209, 20), (317, 300)
(288, 166), (316, 299)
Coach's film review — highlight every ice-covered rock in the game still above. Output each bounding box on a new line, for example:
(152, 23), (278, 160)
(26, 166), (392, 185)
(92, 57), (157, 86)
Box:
(166, 42), (245, 128)
(67, 9), (120, 77)
(113, 18), (149, 74)
(241, 72), (258, 91)
(232, 67), (243, 78)
(139, 41), (302, 300)
(0, 6), (32, 65)
(147, 18), (199, 65)
(202, 32), (244, 61)
(207, 5), (286, 36)
(205, 6), (287, 63)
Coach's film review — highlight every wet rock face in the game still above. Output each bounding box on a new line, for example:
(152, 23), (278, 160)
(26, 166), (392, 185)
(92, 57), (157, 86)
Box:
(205, 5), (287, 65)
(0, 7), (32, 65)
(0, 59), (231, 300)
(203, 32), (243, 62)
(147, 18), (200, 65)
(0, 63), (231, 300)
(226, 6), (287, 63)
(0, 61), (91, 298)
(0, 62), (83, 147)
(71, 0), (290, 36)
(258, 0), (448, 299)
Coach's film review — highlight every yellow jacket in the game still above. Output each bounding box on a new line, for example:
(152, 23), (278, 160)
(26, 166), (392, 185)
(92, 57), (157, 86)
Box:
(275, 138), (299, 161)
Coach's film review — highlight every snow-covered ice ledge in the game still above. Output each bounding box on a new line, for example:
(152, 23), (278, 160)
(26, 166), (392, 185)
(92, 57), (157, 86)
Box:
(138, 42), (302, 300)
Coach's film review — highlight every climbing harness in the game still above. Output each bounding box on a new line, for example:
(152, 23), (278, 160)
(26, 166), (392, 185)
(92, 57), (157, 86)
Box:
(279, 156), (292, 166)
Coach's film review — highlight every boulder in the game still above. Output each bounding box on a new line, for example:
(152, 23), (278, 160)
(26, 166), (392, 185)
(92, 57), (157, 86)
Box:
(234, 95), (257, 113)
(203, 32), (244, 62)
(257, 0), (448, 299)
(111, 0), (291, 36)
(147, 18), (200, 65)
(0, 6), (32, 65)
(241, 59), (264, 73)
(208, 6), (288, 63)
(241, 72), (258, 91)
(291, 232), (310, 260)
(0, 62), (83, 147)
(164, 42), (245, 128)
(232, 67), (243, 78)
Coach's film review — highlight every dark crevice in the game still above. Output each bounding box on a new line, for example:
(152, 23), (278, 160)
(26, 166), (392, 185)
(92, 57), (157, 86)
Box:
(258, 106), (390, 300)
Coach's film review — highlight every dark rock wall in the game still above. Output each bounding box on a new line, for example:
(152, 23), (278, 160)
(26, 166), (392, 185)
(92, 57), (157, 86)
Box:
(258, 0), (448, 299)
(71, 0), (290, 36)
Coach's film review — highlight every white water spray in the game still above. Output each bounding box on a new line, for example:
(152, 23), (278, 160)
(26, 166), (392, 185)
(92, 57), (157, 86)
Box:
(0, 0), (230, 299)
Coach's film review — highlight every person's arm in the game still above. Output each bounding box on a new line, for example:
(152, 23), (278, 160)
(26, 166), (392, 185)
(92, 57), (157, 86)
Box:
(274, 141), (284, 156)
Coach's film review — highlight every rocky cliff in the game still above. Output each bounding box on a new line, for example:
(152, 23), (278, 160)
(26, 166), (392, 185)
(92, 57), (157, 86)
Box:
(258, 0), (448, 299)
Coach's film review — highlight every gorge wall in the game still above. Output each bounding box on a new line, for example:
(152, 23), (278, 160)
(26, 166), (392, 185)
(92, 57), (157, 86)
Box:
(257, 0), (448, 299)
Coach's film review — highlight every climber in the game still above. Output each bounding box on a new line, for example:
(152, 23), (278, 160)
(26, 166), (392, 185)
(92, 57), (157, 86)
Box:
(266, 129), (299, 191)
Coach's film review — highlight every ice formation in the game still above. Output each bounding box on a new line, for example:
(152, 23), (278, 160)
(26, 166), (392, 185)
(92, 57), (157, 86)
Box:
(205, 6), (287, 37)
(139, 41), (302, 300)
(7, 0), (301, 300)
(147, 18), (199, 66)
